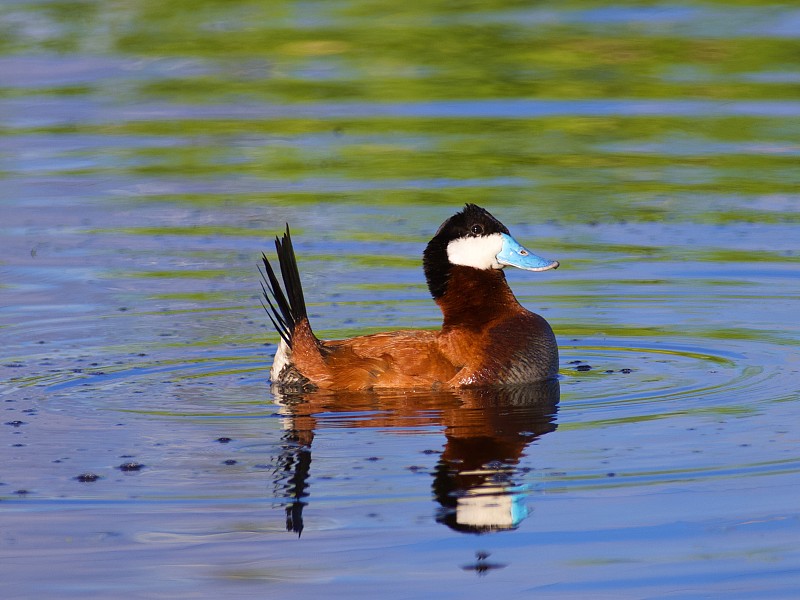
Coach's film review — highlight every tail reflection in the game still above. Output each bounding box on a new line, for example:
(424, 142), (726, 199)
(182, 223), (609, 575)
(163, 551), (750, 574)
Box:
(271, 380), (559, 535)
(280, 444), (310, 536)
(271, 396), (313, 536)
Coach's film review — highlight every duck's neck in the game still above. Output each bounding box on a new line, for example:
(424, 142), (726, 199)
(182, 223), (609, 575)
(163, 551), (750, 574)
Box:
(435, 266), (523, 331)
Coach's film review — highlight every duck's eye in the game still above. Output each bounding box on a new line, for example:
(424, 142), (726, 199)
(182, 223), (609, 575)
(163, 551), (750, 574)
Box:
(470, 224), (484, 236)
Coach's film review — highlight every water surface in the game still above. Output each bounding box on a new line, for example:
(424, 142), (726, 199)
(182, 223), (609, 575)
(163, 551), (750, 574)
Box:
(1, 1), (799, 598)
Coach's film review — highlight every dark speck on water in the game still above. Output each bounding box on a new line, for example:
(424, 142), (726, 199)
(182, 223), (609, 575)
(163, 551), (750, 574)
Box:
(117, 462), (145, 472)
(462, 551), (508, 576)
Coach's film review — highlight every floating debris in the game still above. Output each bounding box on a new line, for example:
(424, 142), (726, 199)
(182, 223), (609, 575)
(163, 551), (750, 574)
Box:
(461, 551), (507, 576)
(117, 462), (145, 472)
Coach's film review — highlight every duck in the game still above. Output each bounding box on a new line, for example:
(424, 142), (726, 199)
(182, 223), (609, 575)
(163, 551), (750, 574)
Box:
(261, 203), (559, 391)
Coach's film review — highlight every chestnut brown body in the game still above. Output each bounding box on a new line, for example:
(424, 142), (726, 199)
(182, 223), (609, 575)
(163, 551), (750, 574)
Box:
(263, 205), (559, 391)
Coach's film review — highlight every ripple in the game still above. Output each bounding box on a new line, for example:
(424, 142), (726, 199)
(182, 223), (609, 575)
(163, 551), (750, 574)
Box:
(539, 456), (800, 493)
(559, 338), (784, 413)
(3, 349), (270, 417)
(5, 330), (793, 512)
(5, 98), (800, 127)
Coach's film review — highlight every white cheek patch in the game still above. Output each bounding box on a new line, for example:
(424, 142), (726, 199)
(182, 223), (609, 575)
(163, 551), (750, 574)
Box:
(446, 233), (504, 270)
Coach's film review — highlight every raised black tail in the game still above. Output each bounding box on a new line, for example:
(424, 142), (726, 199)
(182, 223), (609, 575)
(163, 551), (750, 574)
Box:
(259, 225), (308, 349)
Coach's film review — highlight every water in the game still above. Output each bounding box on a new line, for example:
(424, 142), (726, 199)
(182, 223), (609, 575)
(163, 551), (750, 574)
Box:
(1, 1), (799, 598)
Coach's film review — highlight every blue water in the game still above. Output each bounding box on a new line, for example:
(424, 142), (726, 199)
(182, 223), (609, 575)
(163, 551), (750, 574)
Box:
(1, 1), (799, 598)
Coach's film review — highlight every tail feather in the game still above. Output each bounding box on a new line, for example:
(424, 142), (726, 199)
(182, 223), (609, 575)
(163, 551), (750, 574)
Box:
(260, 225), (308, 349)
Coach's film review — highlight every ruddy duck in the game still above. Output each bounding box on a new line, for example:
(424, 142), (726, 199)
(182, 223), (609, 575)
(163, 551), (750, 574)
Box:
(261, 204), (559, 391)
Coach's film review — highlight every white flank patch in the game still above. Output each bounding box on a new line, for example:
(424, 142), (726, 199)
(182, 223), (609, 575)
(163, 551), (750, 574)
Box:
(446, 233), (504, 270)
(270, 338), (291, 382)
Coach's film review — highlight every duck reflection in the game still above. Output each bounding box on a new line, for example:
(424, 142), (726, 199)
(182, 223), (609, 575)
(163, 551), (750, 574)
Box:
(271, 379), (559, 536)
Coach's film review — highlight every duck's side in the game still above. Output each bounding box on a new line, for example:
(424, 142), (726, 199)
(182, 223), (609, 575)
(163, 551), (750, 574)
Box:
(260, 228), (456, 391)
(261, 204), (559, 391)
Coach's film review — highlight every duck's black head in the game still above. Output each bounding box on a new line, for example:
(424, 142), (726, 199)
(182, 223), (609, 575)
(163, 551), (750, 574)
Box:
(423, 204), (558, 300)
